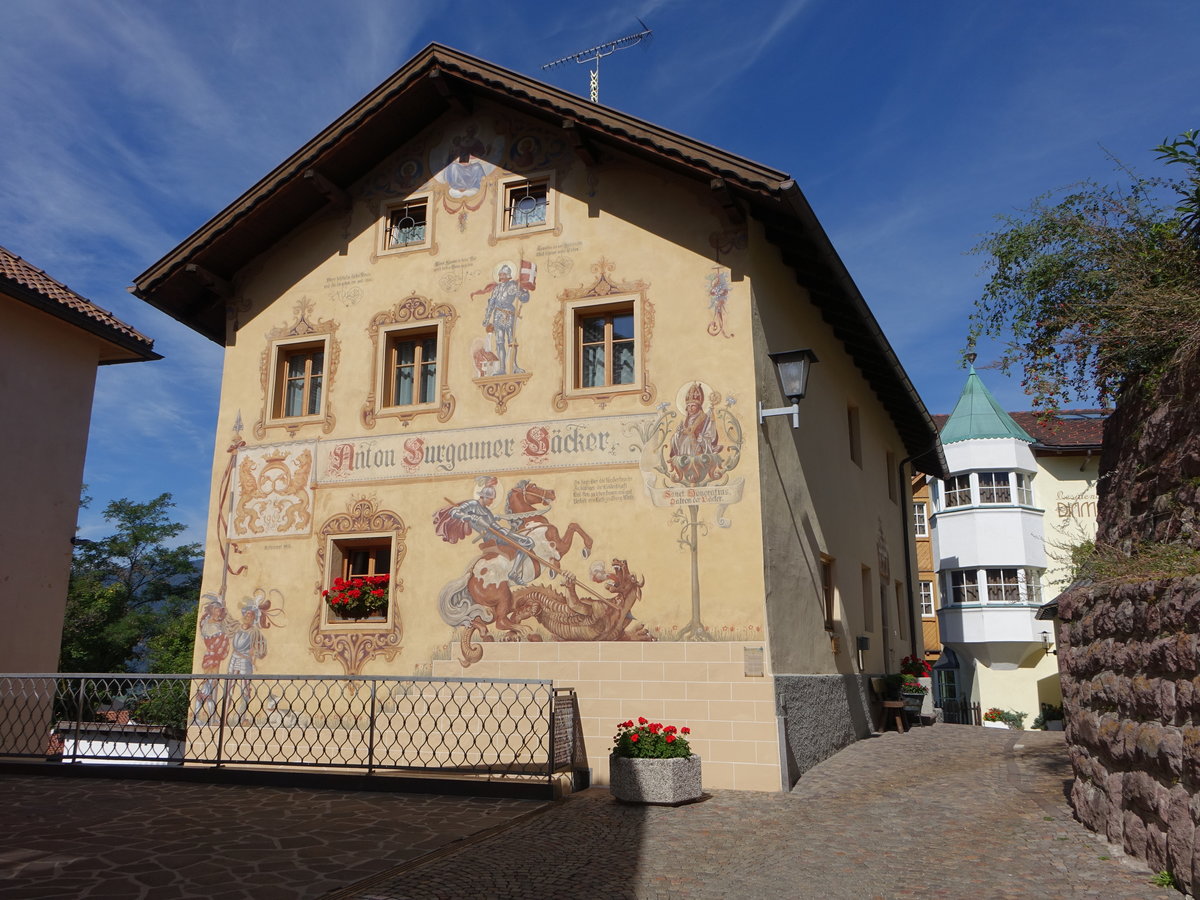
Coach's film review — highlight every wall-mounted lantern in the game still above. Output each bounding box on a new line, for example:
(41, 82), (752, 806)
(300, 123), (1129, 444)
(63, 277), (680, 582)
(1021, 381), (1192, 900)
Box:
(1040, 630), (1057, 655)
(759, 348), (819, 428)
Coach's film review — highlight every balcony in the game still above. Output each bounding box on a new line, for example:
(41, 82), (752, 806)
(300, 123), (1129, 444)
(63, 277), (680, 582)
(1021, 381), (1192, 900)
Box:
(937, 602), (1042, 645)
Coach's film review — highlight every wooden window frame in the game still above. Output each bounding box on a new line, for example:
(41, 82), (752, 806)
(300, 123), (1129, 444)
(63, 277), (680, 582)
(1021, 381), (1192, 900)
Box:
(325, 534), (395, 627)
(271, 338), (327, 422)
(379, 193), (433, 256)
(820, 554), (836, 632)
(574, 301), (636, 390)
(494, 172), (558, 241)
(384, 325), (440, 409)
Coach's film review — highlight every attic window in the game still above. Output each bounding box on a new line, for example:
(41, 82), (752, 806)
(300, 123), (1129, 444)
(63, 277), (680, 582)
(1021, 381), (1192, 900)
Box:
(505, 179), (548, 230)
(381, 195), (432, 254)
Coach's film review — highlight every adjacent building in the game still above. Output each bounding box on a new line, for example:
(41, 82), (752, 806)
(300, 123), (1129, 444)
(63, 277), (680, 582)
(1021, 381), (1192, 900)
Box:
(132, 45), (945, 790)
(928, 365), (1103, 719)
(0, 246), (159, 675)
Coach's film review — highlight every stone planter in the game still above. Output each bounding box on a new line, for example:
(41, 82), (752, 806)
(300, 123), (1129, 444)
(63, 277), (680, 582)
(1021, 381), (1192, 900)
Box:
(609, 754), (702, 805)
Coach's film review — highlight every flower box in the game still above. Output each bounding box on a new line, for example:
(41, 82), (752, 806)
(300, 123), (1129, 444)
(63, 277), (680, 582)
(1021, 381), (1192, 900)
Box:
(609, 754), (702, 805)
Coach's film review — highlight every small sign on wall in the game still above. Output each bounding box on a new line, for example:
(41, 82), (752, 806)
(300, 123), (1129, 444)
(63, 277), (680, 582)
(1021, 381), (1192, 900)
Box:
(744, 646), (765, 677)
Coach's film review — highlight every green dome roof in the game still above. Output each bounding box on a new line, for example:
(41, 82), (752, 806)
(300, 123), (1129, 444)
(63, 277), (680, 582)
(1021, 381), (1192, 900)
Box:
(940, 367), (1034, 444)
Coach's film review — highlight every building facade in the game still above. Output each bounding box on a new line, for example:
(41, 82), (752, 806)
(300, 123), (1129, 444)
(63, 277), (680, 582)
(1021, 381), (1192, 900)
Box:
(0, 246), (159, 677)
(929, 366), (1103, 720)
(134, 46), (944, 790)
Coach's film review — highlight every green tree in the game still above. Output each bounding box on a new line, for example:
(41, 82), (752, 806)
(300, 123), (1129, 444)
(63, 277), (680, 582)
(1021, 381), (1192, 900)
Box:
(60, 493), (202, 673)
(969, 132), (1200, 410)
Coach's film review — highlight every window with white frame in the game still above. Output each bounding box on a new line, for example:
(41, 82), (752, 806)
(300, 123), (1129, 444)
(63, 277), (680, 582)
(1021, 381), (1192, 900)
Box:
(978, 471), (1012, 504)
(948, 569), (979, 604)
(912, 502), (928, 536)
(919, 581), (935, 616)
(1015, 472), (1034, 505)
(935, 667), (959, 702)
(943, 474), (971, 508)
(985, 568), (1021, 603)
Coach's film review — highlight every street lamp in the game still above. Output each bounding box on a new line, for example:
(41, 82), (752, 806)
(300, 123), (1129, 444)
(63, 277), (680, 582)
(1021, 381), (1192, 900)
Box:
(759, 348), (818, 428)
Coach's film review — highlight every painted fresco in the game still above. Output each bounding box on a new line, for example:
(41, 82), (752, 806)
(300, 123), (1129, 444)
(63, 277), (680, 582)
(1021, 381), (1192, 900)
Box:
(468, 259), (536, 412)
(706, 267), (733, 338)
(434, 475), (652, 667)
(230, 448), (313, 539)
(633, 382), (746, 640)
(193, 588), (287, 725)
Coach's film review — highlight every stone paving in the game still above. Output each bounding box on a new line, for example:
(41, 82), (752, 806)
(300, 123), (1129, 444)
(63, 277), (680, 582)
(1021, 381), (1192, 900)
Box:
(0, 776), (544, 899)
(0, 726), (1179, 899)
(349, 728), (1171, 900)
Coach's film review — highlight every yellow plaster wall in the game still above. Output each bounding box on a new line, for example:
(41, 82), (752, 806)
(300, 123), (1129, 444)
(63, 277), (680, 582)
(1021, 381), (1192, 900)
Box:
(1035, 453), (1100, 593)
(195, 104), (772, 684)
(745, 222), (917, 677)
(0, 298), (102, 674)
(970, 649), (1062, 722)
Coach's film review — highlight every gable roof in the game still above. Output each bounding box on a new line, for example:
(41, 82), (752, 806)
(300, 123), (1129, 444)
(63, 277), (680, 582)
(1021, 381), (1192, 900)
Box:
(1, 245), (159, 363)
(130, 43), (944, 476)
(939, 367), (1034, 444)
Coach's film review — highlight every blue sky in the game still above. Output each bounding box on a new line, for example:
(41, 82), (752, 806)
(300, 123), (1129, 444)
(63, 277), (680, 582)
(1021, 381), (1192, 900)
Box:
(3, 0), (1196, 543)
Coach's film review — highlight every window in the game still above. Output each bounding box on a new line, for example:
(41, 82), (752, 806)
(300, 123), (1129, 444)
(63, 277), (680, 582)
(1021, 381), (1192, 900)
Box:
(912, 502), (928, 537)
(935, 667), (959, 702)
(919, 581), (935, 617)
(886, 451), (897, 502)
(1023, 569), (1043, 604)
(576, 303), (635, 389)
(821, 555), (836, 631)
(327, 536), (392, 625)
(978, 471), (1011, 504)
(847, 406), (862, 467)
(504, 178), (548, 230)
(985, 568), (1021, 603)
(861, 565), (873, 632)
(385, 327), (438, 407)
(385, 199), (428, 249)
(948, 570), (979, 604)
(1015, 473), (1034, 506)
(943, 474), (971, 508)
(274, 341), (325, 418)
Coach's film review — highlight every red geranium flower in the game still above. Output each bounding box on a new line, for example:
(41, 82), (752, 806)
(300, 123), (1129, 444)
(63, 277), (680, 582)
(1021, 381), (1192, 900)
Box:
(638, 716), (648, 725)
(665, 734), (676, 743)
(630, 733), (639, 742)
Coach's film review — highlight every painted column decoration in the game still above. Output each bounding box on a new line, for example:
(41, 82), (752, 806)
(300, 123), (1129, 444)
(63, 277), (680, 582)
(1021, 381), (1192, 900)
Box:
(632, 382), (744, 641)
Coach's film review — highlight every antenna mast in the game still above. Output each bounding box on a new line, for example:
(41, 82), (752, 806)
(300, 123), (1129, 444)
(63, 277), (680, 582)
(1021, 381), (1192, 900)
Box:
(542, 20), (652, 104)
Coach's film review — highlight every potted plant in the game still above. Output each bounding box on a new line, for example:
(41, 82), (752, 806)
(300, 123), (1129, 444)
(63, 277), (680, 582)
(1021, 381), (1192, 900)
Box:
(323, 574), (390, 620)
(1032, 703), (1065, 731)
(609, 717), (701, 805)
(983, 707), (1027, 730)
(899, 674), (928, 714)
(900, 655), (932, 678)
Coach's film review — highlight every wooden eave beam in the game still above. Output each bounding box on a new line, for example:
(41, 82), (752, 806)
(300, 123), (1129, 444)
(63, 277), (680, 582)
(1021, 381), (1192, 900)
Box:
(302, 168), (351, 210)
(184, 263), (233, 299)
(710, 178), (745, 224)
(562, 120), (599, 166)
(428, 67), (471, 115)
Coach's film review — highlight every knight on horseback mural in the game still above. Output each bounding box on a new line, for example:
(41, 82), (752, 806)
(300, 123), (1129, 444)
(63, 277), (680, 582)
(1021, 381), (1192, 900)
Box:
(433, 475), (536, 586)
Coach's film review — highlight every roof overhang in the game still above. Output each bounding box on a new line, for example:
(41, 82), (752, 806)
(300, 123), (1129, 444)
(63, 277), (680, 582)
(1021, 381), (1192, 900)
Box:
(131, 43), (944, 475)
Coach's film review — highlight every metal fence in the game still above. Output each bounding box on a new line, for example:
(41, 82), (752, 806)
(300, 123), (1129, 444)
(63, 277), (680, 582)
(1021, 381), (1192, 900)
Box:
(0, 673), (571, 782)
(940, 699), (982, 726)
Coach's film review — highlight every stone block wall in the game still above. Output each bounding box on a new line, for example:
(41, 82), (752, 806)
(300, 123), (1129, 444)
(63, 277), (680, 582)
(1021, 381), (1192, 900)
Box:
(1059, 341), (1200, 887)
(1059, 576), (1200, 887)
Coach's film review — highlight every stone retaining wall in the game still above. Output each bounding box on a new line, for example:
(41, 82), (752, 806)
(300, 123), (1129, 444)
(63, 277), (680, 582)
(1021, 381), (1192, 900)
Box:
(1059, 576), (1200, 888)
(774, 674), (874, 788)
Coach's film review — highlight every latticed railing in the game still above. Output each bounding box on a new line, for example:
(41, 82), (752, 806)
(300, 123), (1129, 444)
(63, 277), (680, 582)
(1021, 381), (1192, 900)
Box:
(0, 674), (569, 781)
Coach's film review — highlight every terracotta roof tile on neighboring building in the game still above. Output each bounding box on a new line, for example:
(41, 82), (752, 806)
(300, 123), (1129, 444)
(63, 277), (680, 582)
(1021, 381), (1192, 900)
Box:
(1009, 410), (1107, 449)
(1, 245), (159, 361)
(932, 409), (1107, 450)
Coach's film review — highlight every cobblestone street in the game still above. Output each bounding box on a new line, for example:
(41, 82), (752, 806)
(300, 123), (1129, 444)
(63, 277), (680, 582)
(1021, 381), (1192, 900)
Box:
(0, 727), (1174, 899)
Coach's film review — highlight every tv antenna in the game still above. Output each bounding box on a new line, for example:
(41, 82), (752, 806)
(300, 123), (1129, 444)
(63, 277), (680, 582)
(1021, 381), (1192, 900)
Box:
(542, 20), (652, 104)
